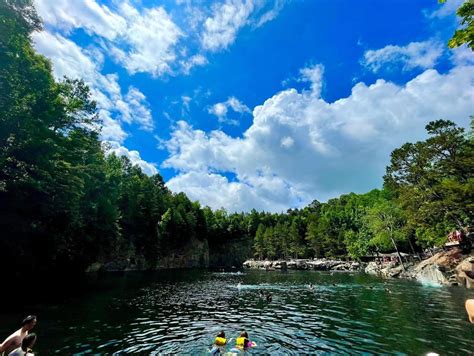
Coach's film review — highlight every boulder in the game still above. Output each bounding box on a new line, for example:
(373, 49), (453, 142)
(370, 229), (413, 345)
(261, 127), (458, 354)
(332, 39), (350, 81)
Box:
(273, 260), (287, 270)
(365, 262), (381, 275)
(85, 262), (102, 273)
(456, 256), (474, 288)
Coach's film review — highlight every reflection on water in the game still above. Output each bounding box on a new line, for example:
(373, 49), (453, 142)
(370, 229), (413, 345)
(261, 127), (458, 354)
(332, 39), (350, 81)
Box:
(1, 270), (473, 355)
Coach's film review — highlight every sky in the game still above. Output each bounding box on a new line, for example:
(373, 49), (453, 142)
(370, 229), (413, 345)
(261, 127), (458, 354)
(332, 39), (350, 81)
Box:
(32, 0), (474, 212)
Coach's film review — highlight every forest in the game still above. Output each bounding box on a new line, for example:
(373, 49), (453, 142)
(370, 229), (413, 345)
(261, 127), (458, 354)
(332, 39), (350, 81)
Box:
(1, 0), (472, 276)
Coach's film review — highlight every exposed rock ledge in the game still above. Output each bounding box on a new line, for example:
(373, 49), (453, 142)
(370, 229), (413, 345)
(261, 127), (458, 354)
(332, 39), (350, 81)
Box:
(243, 259), (362, 271)
(364, 248), (474, 288)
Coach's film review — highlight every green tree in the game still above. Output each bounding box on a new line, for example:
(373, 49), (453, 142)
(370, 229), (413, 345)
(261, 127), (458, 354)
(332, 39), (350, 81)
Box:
(366, 200), (407, 270)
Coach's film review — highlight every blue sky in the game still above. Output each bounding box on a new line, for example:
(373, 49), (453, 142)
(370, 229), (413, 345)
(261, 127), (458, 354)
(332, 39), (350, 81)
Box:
(32, 0), (473, 212)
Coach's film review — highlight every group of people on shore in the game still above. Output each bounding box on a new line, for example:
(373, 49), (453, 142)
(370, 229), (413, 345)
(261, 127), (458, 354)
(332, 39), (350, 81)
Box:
(0, 316), (37, 355)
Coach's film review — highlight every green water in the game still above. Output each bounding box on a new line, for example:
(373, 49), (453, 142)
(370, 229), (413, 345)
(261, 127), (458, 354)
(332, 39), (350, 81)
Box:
(1, 270), (473, 355)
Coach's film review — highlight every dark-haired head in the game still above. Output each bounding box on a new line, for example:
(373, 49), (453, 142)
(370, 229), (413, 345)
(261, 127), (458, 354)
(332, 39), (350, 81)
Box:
(21, 315), (37, 330)
(240, 331), (248, 338)
(21, 333), (37, 351)
(217, 331), (225, 338)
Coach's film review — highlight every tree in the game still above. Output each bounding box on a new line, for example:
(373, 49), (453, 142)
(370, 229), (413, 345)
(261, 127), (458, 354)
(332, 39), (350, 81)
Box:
(439, 0), (474, 50)
(385, 119), (473, 247)
(254, 224), (266, 259)
(366, 200), (407, 270)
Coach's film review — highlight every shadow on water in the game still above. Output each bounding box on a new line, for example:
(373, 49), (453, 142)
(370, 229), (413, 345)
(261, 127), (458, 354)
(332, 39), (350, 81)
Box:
(1, 269), (474, 355)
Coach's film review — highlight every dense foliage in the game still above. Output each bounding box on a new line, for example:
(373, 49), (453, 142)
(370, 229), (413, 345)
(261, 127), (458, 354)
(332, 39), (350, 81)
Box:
(0, 1), (472, 277)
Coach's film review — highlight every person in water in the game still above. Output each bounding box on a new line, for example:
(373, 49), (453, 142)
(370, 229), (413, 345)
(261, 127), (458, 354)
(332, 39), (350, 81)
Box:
(236, 331), (255, 348)
(465, 299), (474, 323)
(8, 334), (36, 356)
(214, 331), (227, 346)
(0, 316), (37, 355)
(236, 331), (250, 348)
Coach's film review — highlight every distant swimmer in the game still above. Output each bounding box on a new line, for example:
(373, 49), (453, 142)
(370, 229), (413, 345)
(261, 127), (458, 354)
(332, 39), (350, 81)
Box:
(8, 333), (36, 356)
(308, 283), (314, 291)
(465, 299), (474, 323)
(266, 293), (272, 303)
(385, 288), (392, 294)
(0, 316), (37, 355)
(237, 282), (242, 290)
(258, 289), (265, 299)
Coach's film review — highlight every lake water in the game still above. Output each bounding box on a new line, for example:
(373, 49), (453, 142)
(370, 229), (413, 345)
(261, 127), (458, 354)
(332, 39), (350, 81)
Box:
(1, 269), (473, 355)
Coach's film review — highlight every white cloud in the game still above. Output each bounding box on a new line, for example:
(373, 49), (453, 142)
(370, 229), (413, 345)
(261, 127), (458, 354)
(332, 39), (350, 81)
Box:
(34, 0), (126, 40)
(450, 45), (474, 66)
(429, 0), (465, 18)
(33, 31), (158, 175)
(106, 142), (158, 176)
(111, 3), (182, 76)
(299, 64), (325, 97)
(252, 0), (286, 28)
(208, 96), (250, 125)
(363, 40), (444, 72)
(35, 0), (182, 77)
(163, 65), (474, 212)
(166, 171), (302, 212)
(180, 54), (208, 74)
(201, 0), (256, 51)
(116, 87), (154, 131)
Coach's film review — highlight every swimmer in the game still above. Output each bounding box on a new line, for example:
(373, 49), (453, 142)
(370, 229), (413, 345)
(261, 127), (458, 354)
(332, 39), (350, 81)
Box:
(210, 331), (227, 355)
(266, 293), (272, 303)
(8, 333), (36, 356)
(0, 316), (37, 355)
(308, 283), (314, 291)
(258, 289), (265, 299)
(465, 299), (474, 323)
(236, 331), (256, 348)
(385, 288), (392, 294)
(237, 282), (241, 290)
(214, 331), (227, 346)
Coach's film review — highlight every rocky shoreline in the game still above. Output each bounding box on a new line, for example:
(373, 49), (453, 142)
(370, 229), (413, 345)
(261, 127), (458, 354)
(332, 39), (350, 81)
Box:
(243, 248), (474, 288)
(243, 258), (362, 271)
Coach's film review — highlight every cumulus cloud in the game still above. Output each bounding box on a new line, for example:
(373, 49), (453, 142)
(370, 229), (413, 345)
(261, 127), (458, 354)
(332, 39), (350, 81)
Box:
(163, 65), (474, 212)
(33, 31), (158, 175)
(208, 96), (250, 125)
(35, 0), (182, 77)
(201, 0), (255, 51)
(363, 40), (444, 72)
(106, 142), (158, 176)
(34, 0), (126, 39)
(450, 45), (474, 66)
(110, 3), (182, 76)
(200, 0), (284, 51)
(33, 32), (154, 134)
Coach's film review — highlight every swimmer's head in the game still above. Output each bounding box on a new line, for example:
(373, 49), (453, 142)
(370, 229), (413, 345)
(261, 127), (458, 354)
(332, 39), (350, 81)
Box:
(217, 331), (225, 338)
(21, 315), (37, 330)
(240, 331), (248, 338)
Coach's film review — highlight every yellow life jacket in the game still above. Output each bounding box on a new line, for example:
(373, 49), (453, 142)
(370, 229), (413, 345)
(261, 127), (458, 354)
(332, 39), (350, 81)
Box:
(236, 337), (248, 346)
(215, 336), (227, 346)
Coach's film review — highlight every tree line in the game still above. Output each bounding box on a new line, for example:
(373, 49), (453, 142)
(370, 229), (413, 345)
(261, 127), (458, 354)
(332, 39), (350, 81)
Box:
(0, 1), (472, 277)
